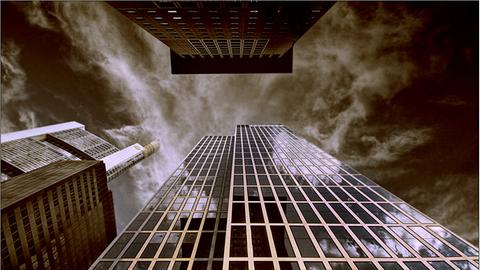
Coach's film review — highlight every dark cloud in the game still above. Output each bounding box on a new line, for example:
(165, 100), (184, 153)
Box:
(1, 2), (477, 244)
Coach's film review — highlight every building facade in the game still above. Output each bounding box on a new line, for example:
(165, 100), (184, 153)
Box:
(90, 125), (478, 270)
(108, 1), (334, 73)
(1, 160), (116, 269)
(1, 121), (158, 182)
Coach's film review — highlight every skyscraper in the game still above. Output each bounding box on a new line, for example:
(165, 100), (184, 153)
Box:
(108, 1), (334, 74)
(1, 121), (158, 182)
(90, 125), (478, 270)
(1, 160), (116, 269)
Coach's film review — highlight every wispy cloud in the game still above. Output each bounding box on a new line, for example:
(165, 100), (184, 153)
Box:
(1, 41), (38, 132)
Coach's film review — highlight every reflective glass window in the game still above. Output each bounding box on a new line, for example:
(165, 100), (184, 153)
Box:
(390, 227), (437, 257)
(349, 226), (390, 257)
(346, 203), (377, 224)
(396, 203), (432, 223)
(310, 226), (342, 257)
(379, 204), (414, 223)
(452, 260), (479, 270)
(304, 262), (326, 270)
(410, 226), (459, 257)
(379, 262), (403, 270)
(369, 227), (413, 257)
(271, 226), (295, 257)
(344, 187), (369, 201)
(290, 226), (319, 257)
(298, 203), (321, 223)
(363, 203), (396, 224)
(429, 226), (478, 256)
(281, 203), (302, 223)
(330, 203), (359, 224)
(330, 262), (352, 270)
(314, 203), (340, 223)
(355, 262), (378, 270)
(404, 262), (429, 270)
(329, 226), (367, 258)
(429, 261), (454, 270)
(159, 232), (181, 258)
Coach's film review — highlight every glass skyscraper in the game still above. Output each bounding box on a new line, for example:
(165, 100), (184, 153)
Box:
(91, 125), (478, 270)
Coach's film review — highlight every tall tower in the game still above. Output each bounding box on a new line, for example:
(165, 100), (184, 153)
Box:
(108, 1), (335, 74)
(1, 160), (116, 269)
(90, 125), (478, 270)
(1, 122), (159, 269)
(0, 121), (158, 182)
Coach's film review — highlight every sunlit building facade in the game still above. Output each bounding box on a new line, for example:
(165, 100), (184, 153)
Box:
(91, 125), (478, 270)
(1, 160), (116, 269)
(108, 1), (334, 73)
(1, 121), (158, 182)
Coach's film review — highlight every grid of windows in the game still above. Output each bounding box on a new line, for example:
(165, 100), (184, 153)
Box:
(0, 138), (69, 178)
(110, 1), (334, 58)
(47, 128), (119, 160)
(92, 136), (233, 269)
(1, 161), (116, 270)
(224, 125), (478, 269)
(90, 125), (478, 270)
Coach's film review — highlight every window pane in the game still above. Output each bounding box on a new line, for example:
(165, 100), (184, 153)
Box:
(330, 203), (359, 224)
(281, 203), (302, 223)
(178, 232), (197, 258)
(159, 232), (181, 258)
(380, 262), (403, 270)
(254, 261), (274, 270)
(271, 226), (295, 257)
(314, 203), (339, 223)
(390, 227), (437, 257)
(290, 226), (319, 257)
(122, 233), (149, 258)
(429, 261), (454, 270)
(379, 204), (414, 223)
(249, 203), (264, 223)
(232, 203), (245, 223)
(310, 226), (342, 257)
(370, 226), (413, 257)
(330, 262), (352, 270)
(265, 203), (283, 223)
(230, 226), (247, 257)
(196, 232), (212, 258)
(251, 226), (272, 257)
(404, 262), (429, 270)
(329, 226), (367, 258)
(346, 204), (377, 224)
(363, 203), (396, 224)
(355, 262), (378, 270)
(298, 203), (321, 223)
(279, 262), (300, 270)
(429, 226), (478, 256)
(410, 227), (459, 257)
(304, 262), (326, 270)
(230, 261), (248, 270)
(452, 260), (479, 270)
(396, 203), (432, 223)
(349, 226), (390, 257)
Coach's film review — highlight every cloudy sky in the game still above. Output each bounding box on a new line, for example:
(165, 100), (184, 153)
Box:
(1, 2), (478, 245)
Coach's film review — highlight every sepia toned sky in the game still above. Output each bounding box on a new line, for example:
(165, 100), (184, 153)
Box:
(1, 2), (478, 245)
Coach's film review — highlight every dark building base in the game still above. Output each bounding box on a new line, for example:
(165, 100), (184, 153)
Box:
(170, 49), (293, 74)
